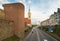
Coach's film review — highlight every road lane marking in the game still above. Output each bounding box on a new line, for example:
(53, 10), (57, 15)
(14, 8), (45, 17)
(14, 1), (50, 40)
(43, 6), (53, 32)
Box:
(36, 29), (40, 41)
(44, 39), (48, 41)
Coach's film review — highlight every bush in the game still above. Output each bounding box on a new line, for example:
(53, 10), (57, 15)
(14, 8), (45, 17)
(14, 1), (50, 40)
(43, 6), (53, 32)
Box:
(24, 29), (28, 32)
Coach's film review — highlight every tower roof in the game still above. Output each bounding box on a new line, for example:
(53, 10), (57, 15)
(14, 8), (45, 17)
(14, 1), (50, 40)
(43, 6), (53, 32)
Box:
(28, 5), (31, 19)
(28, 5), (30, 13)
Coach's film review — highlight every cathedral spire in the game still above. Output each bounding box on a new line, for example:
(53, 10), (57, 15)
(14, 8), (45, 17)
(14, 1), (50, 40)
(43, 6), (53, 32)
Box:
(28, 5), (31, 19)
(29, 5), (30, 12)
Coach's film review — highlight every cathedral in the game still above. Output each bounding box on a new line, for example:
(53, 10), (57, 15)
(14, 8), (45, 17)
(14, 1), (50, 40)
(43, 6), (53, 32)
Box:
(25, 6), (31, 27)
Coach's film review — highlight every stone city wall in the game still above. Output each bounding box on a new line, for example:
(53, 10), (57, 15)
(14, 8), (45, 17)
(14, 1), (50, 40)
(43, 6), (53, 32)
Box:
(0, 19), (14, 41)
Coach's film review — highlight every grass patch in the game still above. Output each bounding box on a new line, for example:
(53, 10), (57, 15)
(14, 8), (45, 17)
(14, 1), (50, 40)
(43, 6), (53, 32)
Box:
(2, 35), (19, 41)
(46, 31), (60, 41)
(24, 28), (32, 38)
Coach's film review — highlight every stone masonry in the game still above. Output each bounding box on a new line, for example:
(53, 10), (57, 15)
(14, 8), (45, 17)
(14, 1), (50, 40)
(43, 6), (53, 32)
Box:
(3, 3), (25, 41)
(0, 19), (14, 41)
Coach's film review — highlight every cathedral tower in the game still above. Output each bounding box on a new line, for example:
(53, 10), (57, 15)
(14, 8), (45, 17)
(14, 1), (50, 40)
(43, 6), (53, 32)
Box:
(28, 6), (31, 19)
(27, 6), (31, 26)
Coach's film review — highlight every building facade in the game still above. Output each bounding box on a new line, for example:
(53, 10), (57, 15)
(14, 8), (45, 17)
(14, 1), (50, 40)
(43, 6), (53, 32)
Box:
(41, 8), (60, 27)
(46, 19), (50, 26)
(57, 8), (60, 25)
(49, 14), (55, 26)
(54, 8), (60, 25)
(41, 19), (50, 27)
(41, 20), (47, 26)
(54, 12), (59, 25)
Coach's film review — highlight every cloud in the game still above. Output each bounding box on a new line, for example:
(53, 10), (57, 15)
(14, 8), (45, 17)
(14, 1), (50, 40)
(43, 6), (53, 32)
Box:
(15, 0), (25, 4)
(28, 0), (60, 23)
(0, 0), (10, 9)
(0, 0), (60, 24)
(36, 0), (60, 21)
(28, 0), (32, 4)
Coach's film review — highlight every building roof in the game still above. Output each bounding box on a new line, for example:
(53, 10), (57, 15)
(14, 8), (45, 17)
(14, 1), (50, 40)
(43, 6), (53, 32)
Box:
(25, 18), (31, 24)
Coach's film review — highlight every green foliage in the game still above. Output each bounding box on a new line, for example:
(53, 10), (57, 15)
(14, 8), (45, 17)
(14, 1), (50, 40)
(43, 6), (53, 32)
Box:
(40, 25), (60, 41)
(2, 35), (19, 41)
(53, 25), (60, 36)
(41, 25), (60, 37)
(24, 29), (28, 32)
(46, 32), (60, 41)
(32, 25), (37, 27)
(24, 27), (32, 38)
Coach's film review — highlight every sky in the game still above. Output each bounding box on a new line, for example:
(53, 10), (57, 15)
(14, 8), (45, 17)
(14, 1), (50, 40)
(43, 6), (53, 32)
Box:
(0, 0), (60, 24)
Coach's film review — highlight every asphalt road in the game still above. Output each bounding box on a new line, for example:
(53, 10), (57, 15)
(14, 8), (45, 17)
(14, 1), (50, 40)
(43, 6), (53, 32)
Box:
(24, 27), (58, 41)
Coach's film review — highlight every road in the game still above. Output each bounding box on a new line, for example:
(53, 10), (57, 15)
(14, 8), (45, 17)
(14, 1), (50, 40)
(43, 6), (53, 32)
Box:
(24, 27), (58, 41)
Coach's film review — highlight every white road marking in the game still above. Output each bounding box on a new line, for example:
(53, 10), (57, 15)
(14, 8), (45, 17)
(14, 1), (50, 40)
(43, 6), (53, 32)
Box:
(36, 29), (40, 41)
(44, 39), (48, 41)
